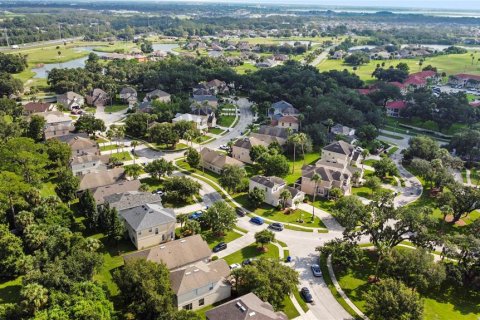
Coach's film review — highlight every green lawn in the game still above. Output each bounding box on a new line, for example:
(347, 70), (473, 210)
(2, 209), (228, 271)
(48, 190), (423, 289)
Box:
(105, 104), (128, 113)
(223, 242), (280, 265)
(461, 169), (468, 184)
(293, 289), (309, 313)
(109, 151), (133, 161)
(196, 134), (214, 144)
(380, 132), (404, 140)
(203, 230), (243, 249)
(176, 159), (222, 185)
(280, 295), (300, 319)
(0, 277), (22, 304)
(154, 143), (188, 151)
(387, 146), (399, 156)
(351, 186), (393, 200)
(233, 193), (327, 229)
(362, 159), (378, 167)
(334, 250), (480, 320)
(100, 144), (124, 152)
(208, 127), (224, 135)
(217, 115), (236, 127)
(234, 62), (258, 74)
(40, 180), (57, 197)
(139, 177), (163, 192)
(284, 152), (321, 185)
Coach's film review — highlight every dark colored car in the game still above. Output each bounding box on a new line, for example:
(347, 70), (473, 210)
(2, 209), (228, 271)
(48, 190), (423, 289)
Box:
(236, 207), (246, 217)
(249, 217), (264, 225)
(189, 211), (203, 220)
(269, 222), (284, 231)
(212, 242), (227, 253)
(301, 287), (313, 303)
(242, 258), (257, 266)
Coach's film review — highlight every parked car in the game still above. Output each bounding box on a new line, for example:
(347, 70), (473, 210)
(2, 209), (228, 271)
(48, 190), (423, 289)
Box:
(242, 258), (257, 266)
(212, 242), (227, 253)
(229, 263), (241, 270)
(236, 207), (246, 217)
(219, 145), (229, 150)
(269, 222), (284, 231)
(300, 287), (313, 303)
(189, 211), (203, 220)
(250, 217), (264, 225)
(154, 189), (164, 196)
(311, 264), (322, 277)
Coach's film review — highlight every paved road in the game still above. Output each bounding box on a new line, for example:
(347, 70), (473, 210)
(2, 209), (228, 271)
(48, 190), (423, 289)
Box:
(0, 37), (84, 51)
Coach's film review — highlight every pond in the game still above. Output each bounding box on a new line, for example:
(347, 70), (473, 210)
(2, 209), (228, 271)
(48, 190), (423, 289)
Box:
(31, 46), (95, 79)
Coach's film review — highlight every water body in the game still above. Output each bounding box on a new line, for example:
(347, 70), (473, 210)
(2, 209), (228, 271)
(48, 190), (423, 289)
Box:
(31, 46), (95, 79)
(152, 43), (179, 54)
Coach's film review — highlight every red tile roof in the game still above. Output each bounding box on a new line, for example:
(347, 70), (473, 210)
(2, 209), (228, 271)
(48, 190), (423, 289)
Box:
(386, 100), (407, 110)
(278, 115), (299, 123)
(455, 73), (480, 81)
(470, 101), (480, 107)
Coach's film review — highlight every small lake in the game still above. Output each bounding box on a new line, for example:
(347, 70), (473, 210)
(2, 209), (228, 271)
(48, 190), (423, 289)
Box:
(152, 43), (179, 54)
(348, 45), (377, 51)
(31, 46), (94, 79)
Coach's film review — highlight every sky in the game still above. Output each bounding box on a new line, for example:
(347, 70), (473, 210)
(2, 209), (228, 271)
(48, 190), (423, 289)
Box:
(165, 0), (480, 11)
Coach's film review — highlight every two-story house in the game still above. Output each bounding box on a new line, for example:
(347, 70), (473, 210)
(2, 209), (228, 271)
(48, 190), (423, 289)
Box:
(231, 137), (269, 164)
(86, 88), (109, 107)
(23, 102), (54, 115)
(144, 89), (171, 103)
(249, 175), (304, 209)
(119, 87), (138, 105)
(67, 136), (100, 157)
(70, 154), (105, 176)
(301, 141), (362, 197)
(276, 115), (299, 132)
(172, 113), (215, 131)
(57, 91), (84, 110)
(200, 147), (244, 174)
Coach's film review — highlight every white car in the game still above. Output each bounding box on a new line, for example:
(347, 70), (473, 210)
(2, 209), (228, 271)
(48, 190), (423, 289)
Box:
(229, 263), (241, 270)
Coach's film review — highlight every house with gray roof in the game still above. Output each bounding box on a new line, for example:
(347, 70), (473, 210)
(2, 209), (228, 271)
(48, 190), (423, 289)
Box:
(249, 175), (304, 209)
(205, 293), (287, 320)
(92, 180), (141, 205)
(119, 202), (176, 249)
(269, 100), (299, 120)
(119, 87), (137, 105)
(104, 191), (162, 212)
(123, 234), (211, 270)
(170, 259), (231, 311)
(144, 89), (171, 103)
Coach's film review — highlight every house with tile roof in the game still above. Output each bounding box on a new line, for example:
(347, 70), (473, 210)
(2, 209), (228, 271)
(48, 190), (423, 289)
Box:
(205, 293), (287, 320)
(171, 259), (231, 311)
(123, 234), (211, 270)
(276, 115), (299, 132)
(249, 175), (304, 209)
(200, 147), (244, 174)
(385, 100), (407, 118)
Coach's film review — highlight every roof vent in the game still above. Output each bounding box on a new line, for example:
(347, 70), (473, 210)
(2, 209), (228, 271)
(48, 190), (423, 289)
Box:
(180, 240), (186, 243)
(160, 246), (166, 249)
(249, 312), (256, 316)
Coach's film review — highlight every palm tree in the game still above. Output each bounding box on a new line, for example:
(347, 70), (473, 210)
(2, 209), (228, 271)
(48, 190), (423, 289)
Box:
(279, 189), (292, 209)
(131, 140), (139, 164)
(296, 132), (308, 165)
(124, 164), (142, 180)
(352, 171), (361, 187)
(311, 173), (320, 220)
(288, 133), (301, 174)
(325, 118), (334, 133)
(116, 125), (126, 152)
(361, 149), (370, 169)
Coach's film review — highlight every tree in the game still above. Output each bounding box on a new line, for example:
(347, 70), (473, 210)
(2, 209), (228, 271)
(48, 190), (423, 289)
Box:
(372, 157), (398, 179)
(356, 124), (379, 142)
(74, 114), (106, 137)
(231, 258), (299, 310)
(379, 248), (446, 292)
(255, 229), (275, 250)
(148, 122), (179, 148)
(328, 187), (343, 200)
(45, 139), (72, 168)
(180, 219), (201, 237)
(141, 40), (153, 53)
(403, 135), (440, 162)
(144, 159), (174, 180)
(248, 187), (265, 208)
(364, 176), (381, 194)
(113, 259), (176, 320)
(173, 310), (202, 320)
(79, 190), (98, 230)
(279, 189), (292, 209)
(124, 164), (143, 180)
(131, 140), (139, 164)
(449, 129), (480, 162)
(163, 176), (201, 202)
(185, 147), (200, 168)
(316, 239), (364, 270)
(99, 203), (125, 243)
(345, 51), (370, 65)
(438, 183), (480, 223)
(0, 171), (31, 221)
(200, 201), (237, 235)
(249, 145), (269, 163)
(20, 283), (48, 314)
(219, 165), (246, 193)
(260, 153), (290, 177)
(26, 115), (46, 141)
(365, 278), (423, 320)
(310, 173), (320, 219)
(125, 113), (150, 138)
(55, 169), (79, 203)
(0, 224), (24, 278)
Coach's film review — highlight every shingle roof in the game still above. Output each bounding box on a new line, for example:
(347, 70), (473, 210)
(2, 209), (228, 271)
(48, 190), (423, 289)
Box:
(123, 234), (211, 270)
(70, 154), (101, 165)
(120, 87), (136, 95)
(146, 89), (170, 99)
(257, 126), (289, 139)
(67, 136), (98, 152)
(233, 137), (269, 150)
(201, 147), (244, 169)
(120, 203), (175, 232)
(322, 141), (354, 156)
(104, 191), (162, 212)
(278, 115), (298, 124)
(24, 102), (51, 113)
(170, 259), (230, 296)
(272, 100), (293, 111)
(250, 175), (285, 188)
(93, 180), (141, 204)
(79, 168), (125, 191)
(205, 293), (288, 320)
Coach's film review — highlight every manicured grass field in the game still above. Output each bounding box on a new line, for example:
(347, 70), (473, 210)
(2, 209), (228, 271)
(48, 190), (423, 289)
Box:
(208, 127), (224, 135)
(100, 144), (124, 152)
(104, 104), (129, 113)
(317, 52), (480, 80)
(280, 295), (300, 319)
(293, 289), (309, 312)
(154, 142), (188, 151)
(234, 62), (258, 74)
(217, 115), (236, 127)
(233, 193), (327, 229)
(203, 230), (243, 249)
(223, 242), (279, 265)
(334, 250), (480, 320)
(109, 151), (133, 161)
(284, 152), (321, 185)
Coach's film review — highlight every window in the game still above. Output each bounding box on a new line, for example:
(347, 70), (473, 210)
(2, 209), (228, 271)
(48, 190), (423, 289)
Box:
(149, 228), (152, 233)
(162, 234), (165, 241)
(183, 303), (192, 310)
(138, 231), (141, 235)
(209, 283), (214, 290)
(155, 228), (159, 235)
(199, 298), (205, 306)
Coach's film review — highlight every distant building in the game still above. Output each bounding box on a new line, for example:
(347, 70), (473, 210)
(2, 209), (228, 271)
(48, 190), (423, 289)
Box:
(276, 115), (299, 132)
(119, 87), (137, 105)
(172, 113), (216, 131)
(385, 100), (407, 118)
(144, 89), (171, 103)
(270, 100), (299, 120)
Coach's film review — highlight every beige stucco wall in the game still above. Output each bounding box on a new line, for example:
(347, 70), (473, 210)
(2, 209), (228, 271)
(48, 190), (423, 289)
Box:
(125, 220), (176, 250)
(177, 282), (231, 311)
(232, 146), (253, 164)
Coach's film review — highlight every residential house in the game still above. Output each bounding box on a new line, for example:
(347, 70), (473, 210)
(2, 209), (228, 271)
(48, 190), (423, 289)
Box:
(385, 100), (407, 118)
(57, 91), (84, 110)
(70, 154), (105, 176)
(119, 87), (138, 105)
(104, 191), (163, 212)
(138, 101), (154, 113)
(117, 202), (176, 249)
(144, 89), (171, 103)
(34, 111), (72, 128)
(86, 88), (109, 107)
(192, 95), (218, 108)
(330, 124), (356, 142)
(205, 293), (288, 320)
(172, 113), (216, 131)
(123, 234), (211, 270)
(255, 59), (275, 68)
(249, 175), (304, 209)
(23, 102), (54, 115)
(449, 73), (480, 89)
(170, 259), (231, 311)
(43, 124), (74, 140)
(67, 136), (100, 157)
(78, 167), (126, 191)
(276, 115), (299, 132)
(205, 79), (229, 95)
(251, 126), (289, 145)
(332, 50), (345, 60)
(231, 137), (269, 164)
(270, 101), (299, 120)
(200, 147), (244, 174)
(92, 180), (141, 205)
(301, 141), (362, 197)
